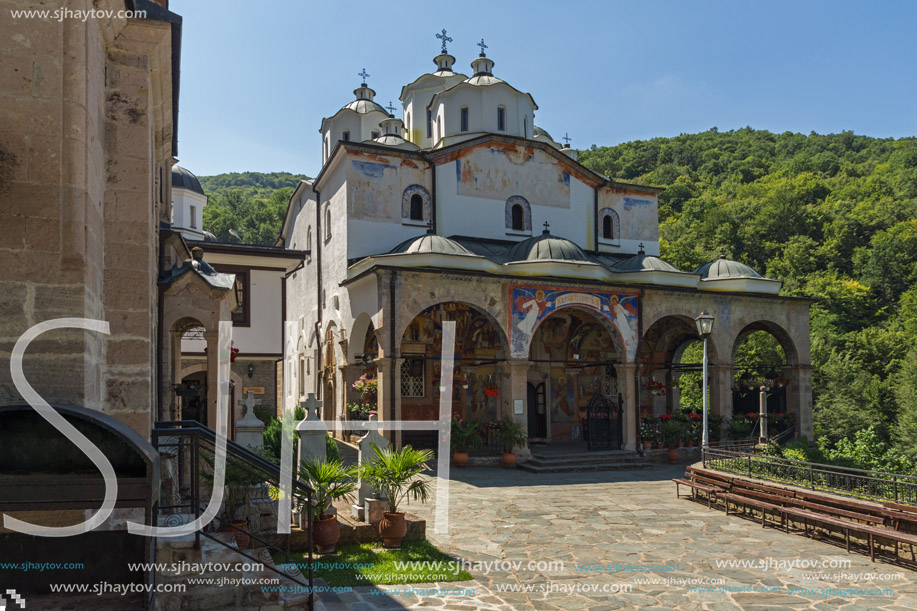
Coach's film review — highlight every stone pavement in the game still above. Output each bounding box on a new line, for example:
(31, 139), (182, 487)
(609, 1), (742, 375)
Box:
(316, 463), (917, 610)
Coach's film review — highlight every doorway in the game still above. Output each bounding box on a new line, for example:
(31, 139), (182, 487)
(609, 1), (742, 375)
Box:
(527, 382), (547, 441)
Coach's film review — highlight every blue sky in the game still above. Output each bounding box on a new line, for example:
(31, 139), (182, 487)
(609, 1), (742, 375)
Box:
(171, 0), (917, 177)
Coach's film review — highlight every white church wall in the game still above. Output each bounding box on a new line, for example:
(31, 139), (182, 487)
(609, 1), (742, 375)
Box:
(597, 188), (660, 255)
(171, 188), (207, 237)
(233, 269), (283, 354)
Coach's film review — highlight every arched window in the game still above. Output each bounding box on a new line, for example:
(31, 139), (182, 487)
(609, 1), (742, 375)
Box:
(437, 117), (442, 140)
(410, 194), (423, 220)
(599, 208), (620, 242)
(460, 106), (469, 132)
(511, 204), (523, 230)
(402, 185), (431, 223)
(505, 196), (531, 233)
(497, 106), (506, 131)
(324, 205), (332, 241)
(306, 226), (313, 261)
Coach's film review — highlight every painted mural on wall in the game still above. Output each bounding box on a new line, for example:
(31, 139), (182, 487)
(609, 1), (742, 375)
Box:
(455, 147), (571, 208)
(509, 285), (639, 357)
(550, 368), (575, 424)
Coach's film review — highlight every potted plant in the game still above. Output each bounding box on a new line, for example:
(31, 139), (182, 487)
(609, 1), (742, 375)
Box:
(202, 457), (265, 548)
(494, 418), (528, 467)
(661, 419), (685, 464)
(173, 381), (200, 398)
(360, 443), (433, 548)
(639, 419), (657, 451)
(450, 415), (482, 467)
(297, 459), (359, 553)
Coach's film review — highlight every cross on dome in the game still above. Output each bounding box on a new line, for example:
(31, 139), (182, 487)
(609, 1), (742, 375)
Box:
(562, 133), (572, 146)
(477, 38), (488, 56)
(543, 221), (551, 234)
(358, 68), (370, 85)
(385, 100), (396, 114)
(436, 29), (452, 53)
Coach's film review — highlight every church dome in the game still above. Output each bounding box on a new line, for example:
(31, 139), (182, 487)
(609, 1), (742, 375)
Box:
(171, 165), (204, 195)
(613, 251), (682, 273)
(533, 126), (553, 141)
(507, 228), (589, 262)
(390, 232), (473, 256)
(342, 99), (387, 114)
(693, 255), (763, 279)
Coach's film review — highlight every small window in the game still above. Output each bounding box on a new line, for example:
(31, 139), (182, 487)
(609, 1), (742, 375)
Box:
(603, 215), (613, 239)
(406, 112), (411, 135)
(437, 117), (442, 140)
(342, 131), (350, 142)
(460, 107), (469, 132)
(523, 116), (527, 138)
(511, 204), (523, 231)
(306, 226), (313, 261)
(400, 358), (425, 397)
(371, 131), (380, 139)
(410, 194), (423, 220)
(426, 109), (432, 138)
(599, 209), (620, 242)
(298, 357), (306, 397)
(225, 269), (250, 326)
(324, 207), (331, 241)
(497, 107), (505, 131)
(189, 205), (197, 229)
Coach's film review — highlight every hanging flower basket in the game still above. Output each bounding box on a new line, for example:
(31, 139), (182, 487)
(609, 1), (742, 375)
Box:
(642, 380), (666, 397)
(484, 385), (500, 398)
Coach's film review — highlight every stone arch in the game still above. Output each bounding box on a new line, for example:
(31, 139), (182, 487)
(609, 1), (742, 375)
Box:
(527, 305), (627, 364)
(395, 298), (509, 356)
(599, 208), (620, 241)
(348, 312), (377, 363)
(505, 195), (531, 232)
(640, 314), (721, 366)
(731, 320), (798, 367)
(401, 185), (431, 222)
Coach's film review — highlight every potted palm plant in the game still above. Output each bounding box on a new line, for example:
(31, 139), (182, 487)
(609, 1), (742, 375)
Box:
(360, 444), (433, 548)
(661, 419), (685, 464)
(297, 459), (359, 553)
(450, 415), (482, 467)
(495, 418), (528, 467)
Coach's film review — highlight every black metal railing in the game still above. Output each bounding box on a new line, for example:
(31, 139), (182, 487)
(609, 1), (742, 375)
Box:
(703, 446), (917, 505)
(153, 420), (314, 609)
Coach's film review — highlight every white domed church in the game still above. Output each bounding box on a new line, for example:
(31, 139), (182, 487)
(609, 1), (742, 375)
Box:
(278, 36), (813, 454)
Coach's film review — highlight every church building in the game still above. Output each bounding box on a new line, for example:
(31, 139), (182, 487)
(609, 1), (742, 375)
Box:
(277, 36), (814, 453)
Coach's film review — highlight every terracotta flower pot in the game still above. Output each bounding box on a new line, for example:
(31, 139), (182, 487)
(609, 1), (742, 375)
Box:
(656, 442), (664, 450)
(677, 442), (685, 449)
(220, 520), (250, 549)
(453, 451), (469, 467)
(502, 452), (517, 467)
(379, 511), (407, 548)
(642, 441), (653, 451)
(313, 515), (340, 554)
(686, 441), (695, 448)
(667, 448), (679, 464)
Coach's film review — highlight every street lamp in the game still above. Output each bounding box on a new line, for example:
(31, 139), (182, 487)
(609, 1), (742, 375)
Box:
(694, 311), (716, 448)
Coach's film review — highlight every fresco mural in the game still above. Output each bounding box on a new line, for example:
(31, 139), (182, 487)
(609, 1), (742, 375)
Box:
(509, 285), (639, 357)
(550, 368), (575, 424)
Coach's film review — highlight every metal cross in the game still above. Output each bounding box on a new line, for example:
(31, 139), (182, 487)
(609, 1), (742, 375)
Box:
(238, 390), (262, 417)
(543, 221), (550, 233)
(562, 132), (572, 146)
(300, 392), (323, 419)
(426, 219), (435, 232)
(638, 242), (645, 253)
(358, 68), (370, 84)
(436, 29), (452, 53)
(385, 101), (396, 114)
(477, 38), (488, 55)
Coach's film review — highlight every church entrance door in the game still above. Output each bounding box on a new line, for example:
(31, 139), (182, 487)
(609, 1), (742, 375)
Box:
(527, 382), (547, 441)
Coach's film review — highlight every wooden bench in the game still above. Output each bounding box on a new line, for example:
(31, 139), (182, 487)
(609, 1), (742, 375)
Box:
(731, 479), (795, 498)
(688, 467), (735, 486)
(674, 469), (728, 508)
(719, 492), (785, 528)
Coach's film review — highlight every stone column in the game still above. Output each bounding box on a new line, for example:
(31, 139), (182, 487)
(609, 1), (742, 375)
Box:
(615, 363), (639, 451)
(710, 364), (734, 439)
(203, 331), (220, 430)
(784, 365), (813, 440)
(501, 360), (532, 458)
(374, 357), (403, 447)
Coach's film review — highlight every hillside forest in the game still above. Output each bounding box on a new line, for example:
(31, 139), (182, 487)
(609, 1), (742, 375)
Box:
(200, 128), (917, 472)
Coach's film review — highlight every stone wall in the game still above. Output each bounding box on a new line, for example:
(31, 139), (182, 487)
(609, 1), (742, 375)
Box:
(0, 0), (176, 439)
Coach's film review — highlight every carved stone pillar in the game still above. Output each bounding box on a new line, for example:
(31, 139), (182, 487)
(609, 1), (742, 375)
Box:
(374, 357), (404, 447)
(203, 331), (220, 431)
(500, 360), (532, 458)
(784, 365), (813, 440)
(710, 364), (734, 439)
(615, 363), (639, 451)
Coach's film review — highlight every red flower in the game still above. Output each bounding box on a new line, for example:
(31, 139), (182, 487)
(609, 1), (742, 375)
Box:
(746, 412), (757, 419)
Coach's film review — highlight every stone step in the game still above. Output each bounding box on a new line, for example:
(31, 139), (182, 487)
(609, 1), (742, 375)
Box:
(518, 461), (654, 473)
(526, 453), (645, 467)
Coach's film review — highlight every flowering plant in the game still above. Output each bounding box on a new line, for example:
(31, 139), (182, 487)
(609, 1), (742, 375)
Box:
(640, 419), (659, 443)
(352, 374), (378, 400)
(484, 385), (500, 397)
(451, 415), (483, 453)
(642, 379), (666, 397)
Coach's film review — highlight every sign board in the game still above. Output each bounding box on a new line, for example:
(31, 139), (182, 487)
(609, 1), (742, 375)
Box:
(243, 386), (265, 395)
(514, 399), (524, 415)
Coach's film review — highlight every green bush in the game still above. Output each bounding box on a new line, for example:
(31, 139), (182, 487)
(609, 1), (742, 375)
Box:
(326, 433), (340, 462)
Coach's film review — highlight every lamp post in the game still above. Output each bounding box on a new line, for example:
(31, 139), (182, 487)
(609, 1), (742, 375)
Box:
(695, 312), (716, 448)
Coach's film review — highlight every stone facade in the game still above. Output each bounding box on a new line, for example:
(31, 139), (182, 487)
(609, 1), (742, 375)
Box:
(0, 0), (177, 438)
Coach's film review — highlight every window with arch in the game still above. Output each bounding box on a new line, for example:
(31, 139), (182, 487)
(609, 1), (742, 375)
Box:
(599, 208), (620, 242)
(371, 130), (380, 140)
(505, 196), (532, 233)
(324, 205), (332, 241)
(401, 185), (431, 224)
(523, 116), (528, 138)
(406, 112), (411, 138)
(342, 130), (350, 142)
(437, 116), (442, 140)
(460, 106), (469, 132)
(497, 106), (506, 131)
(426, 109), (432, 138)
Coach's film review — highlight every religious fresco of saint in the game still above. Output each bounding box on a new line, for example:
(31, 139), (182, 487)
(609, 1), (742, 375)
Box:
(509, 285), (639, 357)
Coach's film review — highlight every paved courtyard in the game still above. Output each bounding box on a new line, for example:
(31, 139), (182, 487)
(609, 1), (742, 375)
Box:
(317, 463), (917, 610)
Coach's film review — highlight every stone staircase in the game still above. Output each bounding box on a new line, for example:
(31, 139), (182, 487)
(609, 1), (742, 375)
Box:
(518, 448), (653, 473)
(154, 530), (312, 610)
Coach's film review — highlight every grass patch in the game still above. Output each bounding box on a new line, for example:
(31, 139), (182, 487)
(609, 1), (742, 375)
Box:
(278, 539), (474, 587)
